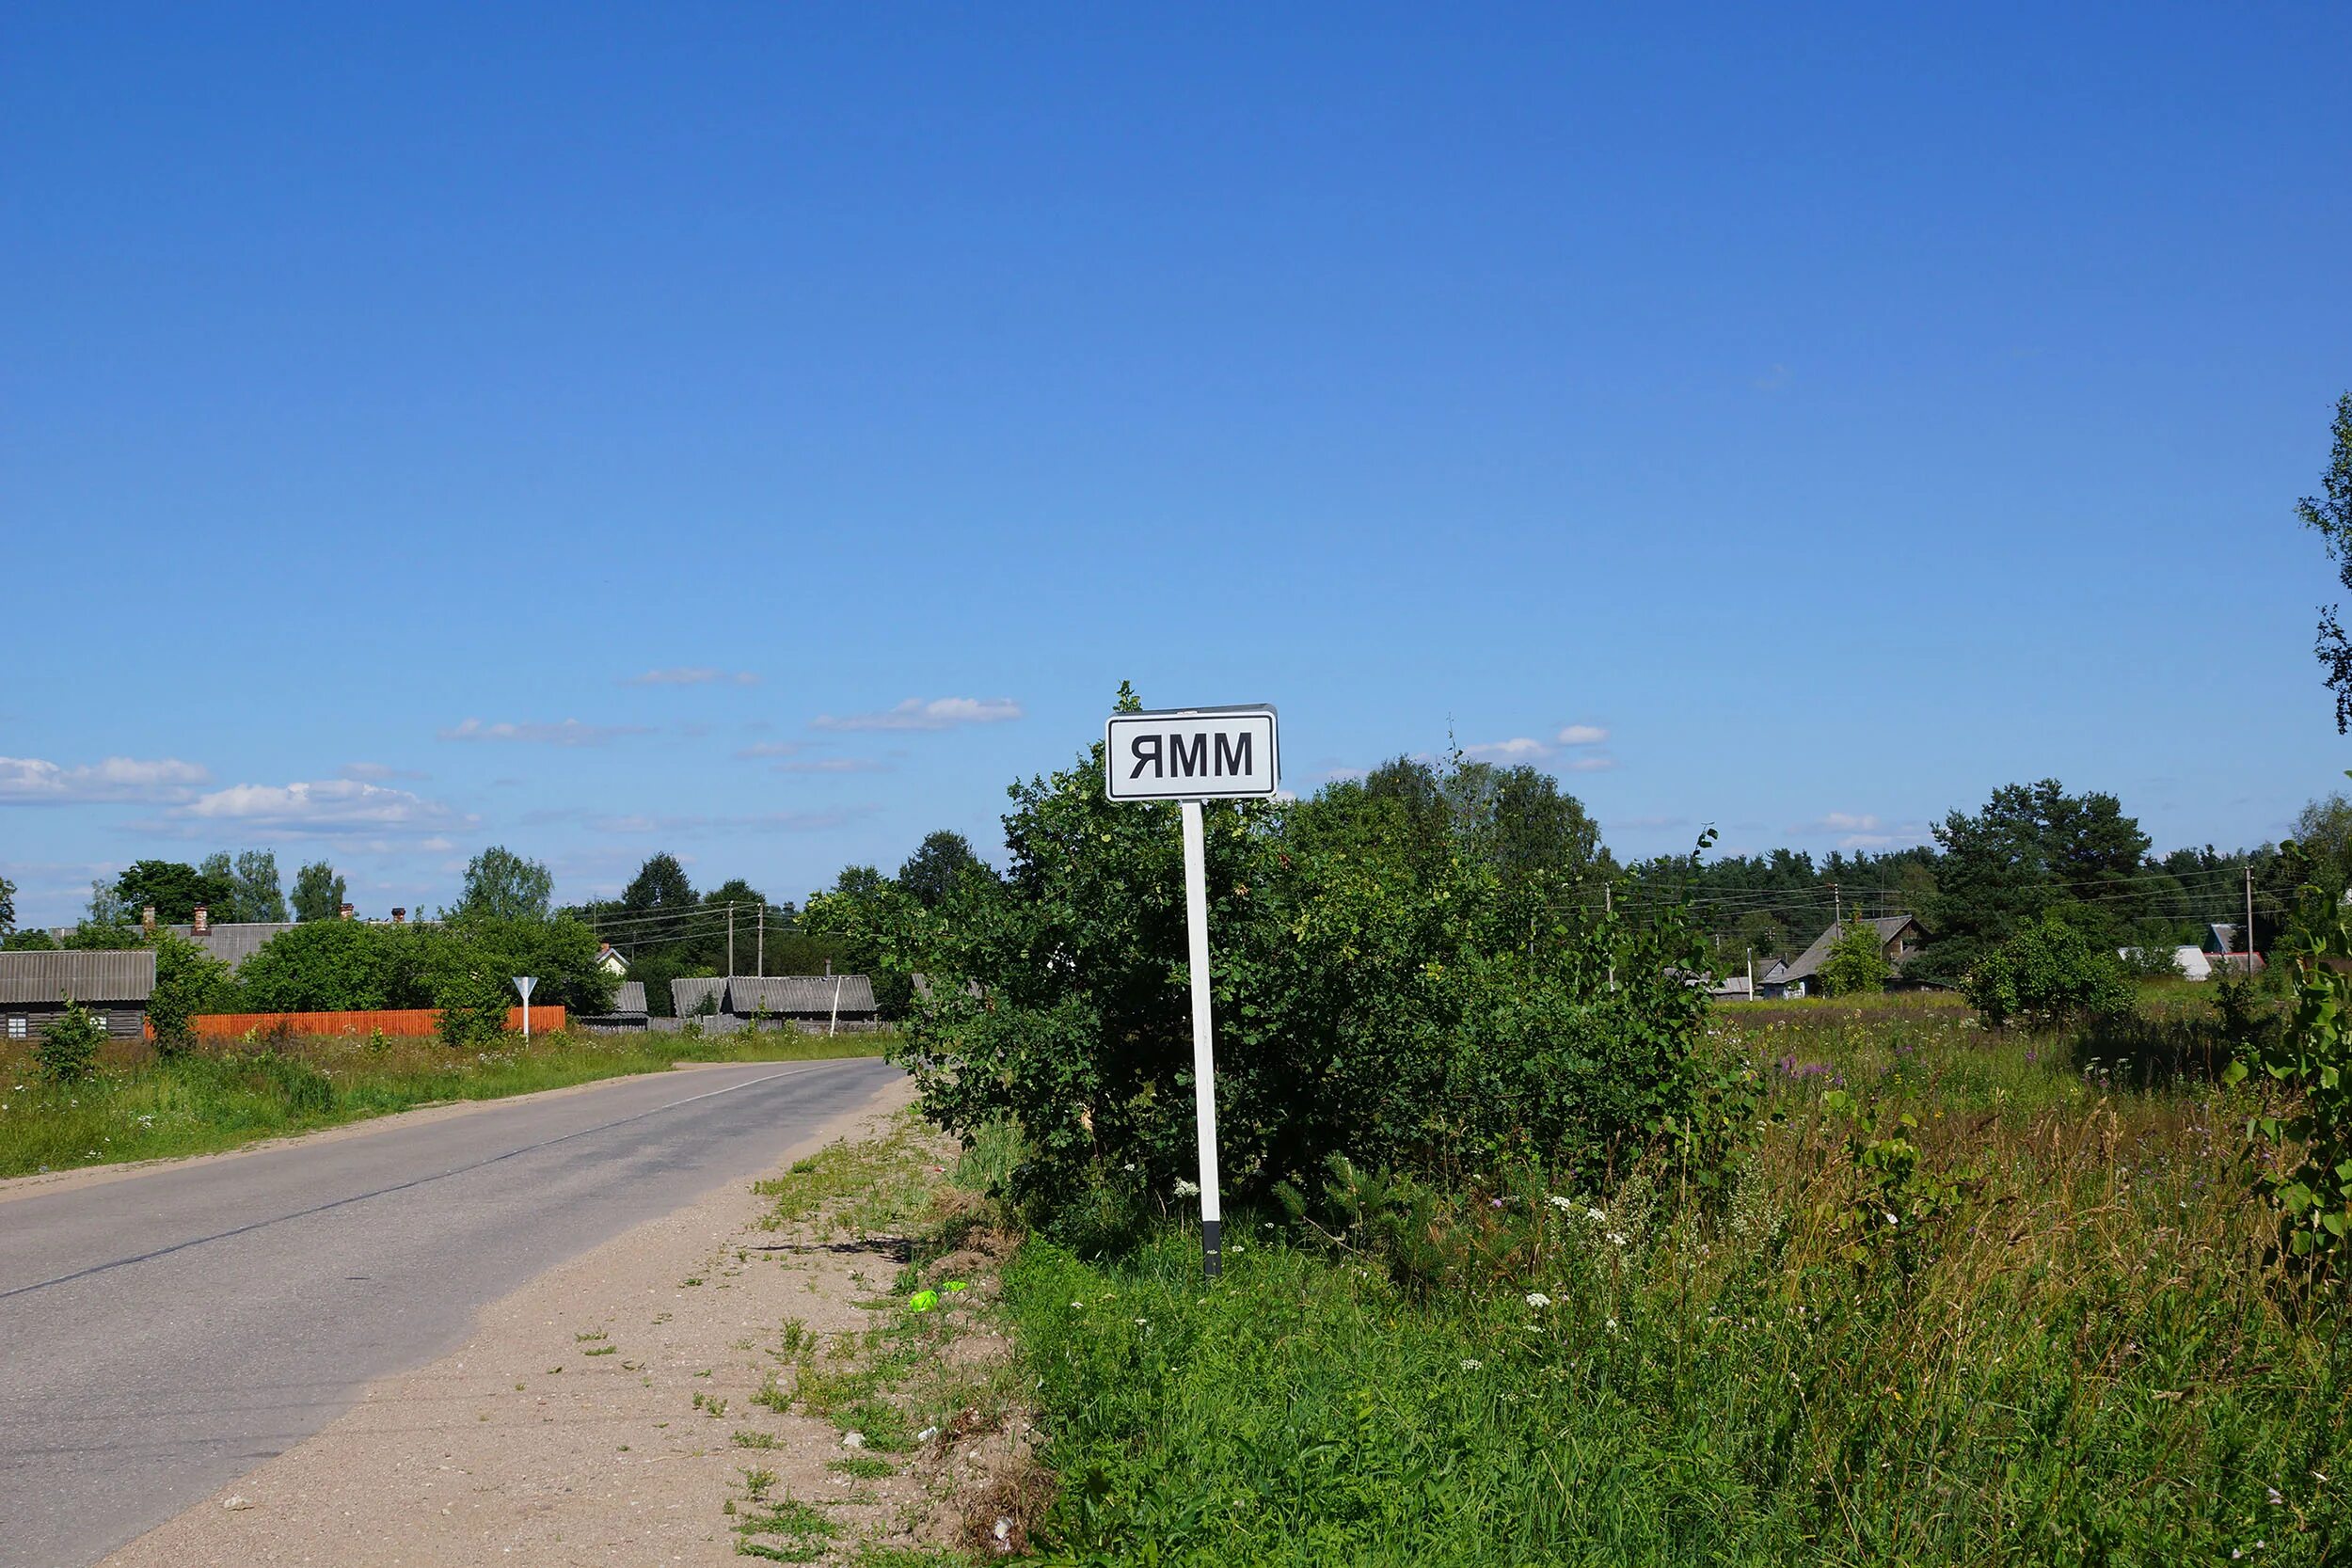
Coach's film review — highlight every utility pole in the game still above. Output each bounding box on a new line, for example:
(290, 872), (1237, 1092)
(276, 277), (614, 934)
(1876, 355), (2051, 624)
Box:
(1833, 882), (1841, 928)
(1746, 947), (1755, 1004)
(756, 904), (764, 977)
(2246, 864), (2257, 973)
(727, 901), (736, 978)
(1604, 883), (1615, 990)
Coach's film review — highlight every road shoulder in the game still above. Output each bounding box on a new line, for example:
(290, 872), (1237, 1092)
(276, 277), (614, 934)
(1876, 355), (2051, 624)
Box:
(97, 1073), (1038, 1567)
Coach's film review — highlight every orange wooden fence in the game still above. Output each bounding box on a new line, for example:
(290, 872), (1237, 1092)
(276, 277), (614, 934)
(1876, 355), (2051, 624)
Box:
(187, 1006), (564, 1040)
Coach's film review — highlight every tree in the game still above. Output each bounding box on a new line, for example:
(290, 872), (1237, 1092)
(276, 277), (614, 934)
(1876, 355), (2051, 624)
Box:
(898, 831), (988, 907)
(1964, 912), (2134, 1028)
(0, 874), (13, 939)
(454, 846), (553, 922)
(2292, 792), (2352, 904)
(290, 860), (348, 923)
(147, 932), (234, 1054)
(231, 850), (288, 922)
(114, 860), (230, 924)
(622, 852), (694, 912)
(1818, 919), (1893, 997)
(1920, 781), (2152, 978)
(2297, 391), (2352, 731)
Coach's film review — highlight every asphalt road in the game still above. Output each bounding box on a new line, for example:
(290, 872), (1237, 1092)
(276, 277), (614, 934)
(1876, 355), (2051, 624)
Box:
(0, 1054), (902, 1568)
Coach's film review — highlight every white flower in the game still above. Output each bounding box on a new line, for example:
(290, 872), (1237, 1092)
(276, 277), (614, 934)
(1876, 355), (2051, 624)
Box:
(1586, 1206), (1606, 1222)
(1460, 1358), (1482, 1370)
(1605, 1317), (1620, 1333)
(1525, 1291), (1551, 1309)
(1883, 1212), (1899, 1227)
(1607, 1231), (1629, 1247)
(1172, 1178), (1200, 1197)
(1546, 1195), (1574, 1212)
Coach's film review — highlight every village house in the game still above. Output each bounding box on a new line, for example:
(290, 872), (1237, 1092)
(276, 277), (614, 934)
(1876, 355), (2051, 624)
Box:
(1760, 914), (1926, 998)
(0, 950), (157, 1041)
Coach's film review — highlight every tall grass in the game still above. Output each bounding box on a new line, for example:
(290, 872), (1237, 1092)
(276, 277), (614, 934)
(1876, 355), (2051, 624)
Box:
(1000, 997), (2349, 1565)
(0, 1027), (895, 1178)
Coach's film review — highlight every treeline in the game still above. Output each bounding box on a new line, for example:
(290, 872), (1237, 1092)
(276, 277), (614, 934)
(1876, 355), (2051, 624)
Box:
(556, 852), (847, 1018)
(1628, 779), (2338, 981)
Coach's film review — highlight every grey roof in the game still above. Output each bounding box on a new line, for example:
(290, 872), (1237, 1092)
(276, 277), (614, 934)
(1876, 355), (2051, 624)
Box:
(911, 973), (981, 1003)
(671, 977), (729, 1016)
(1779, 915), (1922, 984)
(163, 922), (297, 971)
(609, 981), (646, 1015)
(727, 975), (878, 1016)
(0, 950), (157, 1005)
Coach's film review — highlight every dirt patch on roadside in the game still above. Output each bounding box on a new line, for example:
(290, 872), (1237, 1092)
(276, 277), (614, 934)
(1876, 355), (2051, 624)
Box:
(96, 1073), (1043, 1567)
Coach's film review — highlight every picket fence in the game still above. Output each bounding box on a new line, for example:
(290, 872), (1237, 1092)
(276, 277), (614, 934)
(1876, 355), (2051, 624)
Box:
(187, 1006), (564, 1040)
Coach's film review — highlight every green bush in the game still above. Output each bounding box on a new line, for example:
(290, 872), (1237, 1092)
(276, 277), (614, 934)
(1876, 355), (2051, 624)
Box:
(1818, 918), (1892, 996)
(36, 1002), (105, 1083)
(1963, 912), (2133, 1027)
(2227, 880), (2352, 1265)
(835, 693), (1715, 1235)
(147, 931), (234, 1056)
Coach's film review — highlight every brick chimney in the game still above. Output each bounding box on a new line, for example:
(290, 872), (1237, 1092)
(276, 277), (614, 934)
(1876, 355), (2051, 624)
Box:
(391, 907), (406, 925)
(339, 902), (355, 921)
(192, 904), (209, 936)
(140, 906), (156, 933)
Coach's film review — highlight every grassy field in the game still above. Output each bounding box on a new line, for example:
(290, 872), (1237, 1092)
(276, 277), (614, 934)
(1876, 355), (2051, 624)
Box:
(996, 992), (2351, 1566)
(0, 1026), (896, 1179)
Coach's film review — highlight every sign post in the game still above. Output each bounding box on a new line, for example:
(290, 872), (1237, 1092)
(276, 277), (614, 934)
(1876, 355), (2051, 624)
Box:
(1104, 705), (1280, 1280)
(514, 975), (537, 1040)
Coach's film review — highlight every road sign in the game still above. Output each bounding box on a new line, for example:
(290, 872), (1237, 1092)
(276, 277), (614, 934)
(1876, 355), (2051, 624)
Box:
(514, 975), (536, 1039)
(1102, 704), (1280, 1281)
(1104, 705), (1279, 802)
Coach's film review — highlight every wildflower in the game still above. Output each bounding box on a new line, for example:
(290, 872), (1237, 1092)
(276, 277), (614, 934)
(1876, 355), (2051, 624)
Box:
(1586, 1206), (1606, 1222)
(1460, 1359), (1482, 1370)
(1547, 1196), (1574, 1212)
(1525, 1291), (1551, 1309)
(1608, 1232), (1629, 1247)
(1489, 1197), (1505, 1209)
(2269, 1487), (2283, 1506)
(1605, 1317), (1620, 1334)
(1172, 1178), (1200, 1197)
(1070, 1301), (1085, 1309)
(1884, 1212), (1899, 1227)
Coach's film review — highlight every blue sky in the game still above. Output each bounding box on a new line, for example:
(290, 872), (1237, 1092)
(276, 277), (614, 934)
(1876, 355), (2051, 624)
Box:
(6, 5), (2349, 925)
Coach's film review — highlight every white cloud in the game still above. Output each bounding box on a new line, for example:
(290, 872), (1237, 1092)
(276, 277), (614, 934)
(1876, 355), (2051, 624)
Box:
(1556, 724), (1610, 747)
(438, 718), (653, 747)
(736, 741), (803, 759)
(339, 762), (429, 782)
(812, 697), (1024, 732)
(624, 668), (759, 687)
(0, 755), (211, 804)
(1462, 736), (1553, 762)
(1789, 810), (1929, 850)
(172, 779), (471, 835)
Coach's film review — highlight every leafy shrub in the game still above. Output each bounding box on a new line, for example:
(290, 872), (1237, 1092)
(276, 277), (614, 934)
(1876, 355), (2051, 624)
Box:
(432, 958), (511, 1049)
(1818, 918), (1892, 996)
(2226, 881), (2352, 1265)
(147, 931), (233, 1056)
(1963, 912), (2133, 1027)
(845, 692), (1717, 1235)
(37, 1002), (105, 1083)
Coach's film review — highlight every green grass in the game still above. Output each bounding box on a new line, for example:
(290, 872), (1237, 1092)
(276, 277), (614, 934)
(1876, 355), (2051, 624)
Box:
(0, 1027), (897, 1179)
(998, 994), (2352, 1565)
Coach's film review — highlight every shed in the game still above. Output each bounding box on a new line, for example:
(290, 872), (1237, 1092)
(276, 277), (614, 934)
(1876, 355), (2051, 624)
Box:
(726, 975), (878, 1022)
(671, 977), (729, 1019)
(579, 980), (649, 1031)
(1, 950), (157, 1042)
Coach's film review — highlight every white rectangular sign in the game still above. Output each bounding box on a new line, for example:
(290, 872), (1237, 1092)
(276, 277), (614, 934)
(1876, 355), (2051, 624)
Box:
(1104, 706), (1279, 802)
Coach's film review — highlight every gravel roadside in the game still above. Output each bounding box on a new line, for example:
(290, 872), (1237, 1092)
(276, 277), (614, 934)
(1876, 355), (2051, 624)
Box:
(94, 1071), (1023, 1567)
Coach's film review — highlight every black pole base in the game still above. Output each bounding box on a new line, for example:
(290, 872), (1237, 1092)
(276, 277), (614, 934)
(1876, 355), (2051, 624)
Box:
(1201, 1218), (1221, 1280)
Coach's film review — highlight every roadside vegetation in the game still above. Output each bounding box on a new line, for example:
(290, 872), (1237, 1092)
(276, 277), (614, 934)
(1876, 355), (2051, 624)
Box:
(806, 691), (2352, 1566)
(0, 1026), (893, 1180)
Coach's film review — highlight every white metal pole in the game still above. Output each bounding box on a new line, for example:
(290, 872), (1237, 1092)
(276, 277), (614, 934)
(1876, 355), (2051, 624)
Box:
(829, 976), (841, 1037)
(2246, 865), (2257, 971)
(1180, 800), (1224, 1279)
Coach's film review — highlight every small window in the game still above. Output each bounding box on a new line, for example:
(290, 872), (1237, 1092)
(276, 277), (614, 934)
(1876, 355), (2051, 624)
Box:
(6, 1017), (24, 1039)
